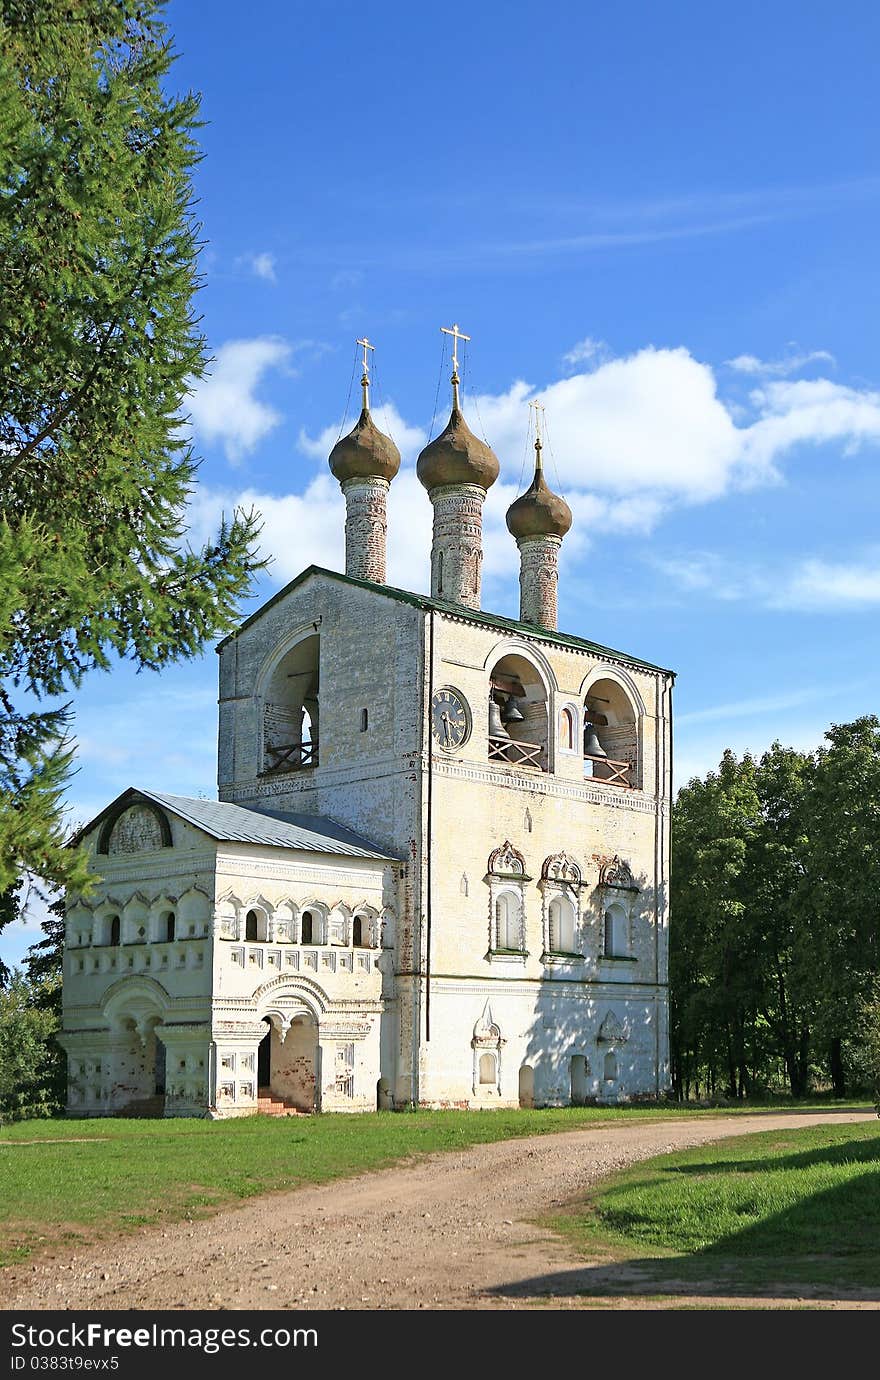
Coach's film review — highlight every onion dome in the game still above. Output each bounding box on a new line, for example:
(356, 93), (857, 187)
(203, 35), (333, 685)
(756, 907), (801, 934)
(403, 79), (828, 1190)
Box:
(328, 406), (401, 484)
(417, 407), (500, 491)
(506, 438), (572, 539)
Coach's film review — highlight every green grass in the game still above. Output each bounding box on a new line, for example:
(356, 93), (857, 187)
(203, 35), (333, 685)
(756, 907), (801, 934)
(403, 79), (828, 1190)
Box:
(549, 1120), (880, 1299)
(0, 1101), (871, 1270)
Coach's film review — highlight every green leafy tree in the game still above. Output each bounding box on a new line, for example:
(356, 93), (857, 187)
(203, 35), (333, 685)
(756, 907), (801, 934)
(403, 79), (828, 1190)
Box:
(0, 969), (64, 1121)
(0, 0), (264, 897)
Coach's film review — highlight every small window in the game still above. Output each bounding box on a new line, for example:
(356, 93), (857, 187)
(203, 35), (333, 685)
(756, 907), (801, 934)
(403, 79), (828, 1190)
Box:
(495, 894), (520, 950)
(549, 896), (576, 953)
(245, 910), (259, 943)
(109, 915), (120, 946)
(604, 904), (628, 957)
(479, 1052), (497, 1085)
(300, 910), (314, 945)
(560, 706), (575, 751)
(164, 912), (176, 943)
(604, 1052), (618, 1082)
(353, 915), (368, 948)
(360, 708), (369, 732)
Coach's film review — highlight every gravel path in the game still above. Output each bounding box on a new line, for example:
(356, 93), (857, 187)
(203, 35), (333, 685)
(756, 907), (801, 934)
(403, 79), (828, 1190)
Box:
(4, 1110), (876, 1311)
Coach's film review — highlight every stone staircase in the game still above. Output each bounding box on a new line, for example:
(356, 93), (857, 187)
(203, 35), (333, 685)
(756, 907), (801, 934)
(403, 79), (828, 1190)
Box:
(256, 1087), (308, 1116)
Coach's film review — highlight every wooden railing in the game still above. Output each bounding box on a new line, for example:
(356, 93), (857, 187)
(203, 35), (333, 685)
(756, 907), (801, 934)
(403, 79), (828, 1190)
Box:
(264, 739), (318, 773)
(584, 754), (632, 788)
(488, 735), (544, 769)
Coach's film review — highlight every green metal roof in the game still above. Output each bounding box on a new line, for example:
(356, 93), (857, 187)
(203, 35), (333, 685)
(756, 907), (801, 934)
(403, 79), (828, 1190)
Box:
(219, 565), (675, 677)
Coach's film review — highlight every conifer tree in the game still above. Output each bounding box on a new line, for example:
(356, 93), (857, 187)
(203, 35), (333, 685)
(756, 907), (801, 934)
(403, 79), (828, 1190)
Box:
(0, 1), (264, 896)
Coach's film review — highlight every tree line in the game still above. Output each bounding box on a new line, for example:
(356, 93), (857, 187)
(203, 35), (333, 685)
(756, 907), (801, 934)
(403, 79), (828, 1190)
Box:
(671, 716), (880, 1101)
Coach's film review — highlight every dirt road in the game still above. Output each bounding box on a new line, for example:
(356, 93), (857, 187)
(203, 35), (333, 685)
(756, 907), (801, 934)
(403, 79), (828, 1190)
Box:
(4, 1111), (876, 1311)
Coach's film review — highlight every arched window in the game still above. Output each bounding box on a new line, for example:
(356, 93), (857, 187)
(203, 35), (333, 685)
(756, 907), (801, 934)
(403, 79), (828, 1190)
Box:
(488, 653), (548, 772)
(604, 904), (628, 957)
(495, 893), (520, 951)
(437, 549), (444, 595)
(560, 706), (575, 751)
(109, 915), (120, 946)
(164, 911), (176, 943)
(548, 896), (576, 953)
(360, 708), (368, 732)
(245, 910), (259, 942)
(352, 915), (369, 948)
(300, 910), (315, 945)
(479, 1052), (497, 1085)
(583, 677), (638, 788)
(262, 633), (320, 774)
(604, 1052), (618, 1082)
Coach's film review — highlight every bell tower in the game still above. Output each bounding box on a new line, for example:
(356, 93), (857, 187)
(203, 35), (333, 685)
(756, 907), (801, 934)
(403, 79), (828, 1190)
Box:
(328, 338), (400, 584)
(416, 324), (499, 610)
(505, 401), (572, 631)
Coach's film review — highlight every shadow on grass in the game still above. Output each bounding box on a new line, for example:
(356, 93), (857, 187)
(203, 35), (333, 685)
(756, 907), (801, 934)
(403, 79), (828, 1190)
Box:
(490, 1168), (880, 1304)
(669, 1134), (880, 1178)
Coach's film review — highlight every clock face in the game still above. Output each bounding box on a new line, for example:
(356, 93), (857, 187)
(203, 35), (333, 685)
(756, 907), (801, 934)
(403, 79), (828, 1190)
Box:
(431, 688), (470, 751)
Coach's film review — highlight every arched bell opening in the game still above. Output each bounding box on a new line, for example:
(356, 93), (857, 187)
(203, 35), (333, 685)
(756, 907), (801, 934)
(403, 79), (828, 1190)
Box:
(488, 653), (548, 771)
(261, 633), (320, 775)
(583, 676), (639, 788)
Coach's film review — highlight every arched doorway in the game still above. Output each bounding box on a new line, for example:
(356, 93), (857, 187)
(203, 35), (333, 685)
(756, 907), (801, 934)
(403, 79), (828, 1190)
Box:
(570, 1054), (589, 1106)
(258, 1010), (319, 1111)
(518, 1064), (535, 1109)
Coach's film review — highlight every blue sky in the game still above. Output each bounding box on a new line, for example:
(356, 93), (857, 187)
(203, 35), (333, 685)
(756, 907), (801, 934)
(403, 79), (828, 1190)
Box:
(5, 0), (880, 967)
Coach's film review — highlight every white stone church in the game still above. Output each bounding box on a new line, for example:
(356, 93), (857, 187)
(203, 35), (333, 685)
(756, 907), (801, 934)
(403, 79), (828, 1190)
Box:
(60, 335), (674, 1116)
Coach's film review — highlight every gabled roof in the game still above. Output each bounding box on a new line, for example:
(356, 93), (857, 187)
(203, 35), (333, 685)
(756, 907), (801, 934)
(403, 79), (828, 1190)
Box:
(218, 564), (675, 677)
(73, 787), (398, 862)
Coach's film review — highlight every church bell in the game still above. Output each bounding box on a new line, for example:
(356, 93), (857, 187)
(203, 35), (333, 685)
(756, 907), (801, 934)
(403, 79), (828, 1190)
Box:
(584, 725), (607, 758)
(500, 693), (524, 725)
(488, 698), (509, 738)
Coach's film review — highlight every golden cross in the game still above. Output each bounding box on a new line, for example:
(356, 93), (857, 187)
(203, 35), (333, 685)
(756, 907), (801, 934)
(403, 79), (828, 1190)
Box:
(441, 323), (470, 408)
(530, 398), (545, 471)
(356, 336), (375, 409)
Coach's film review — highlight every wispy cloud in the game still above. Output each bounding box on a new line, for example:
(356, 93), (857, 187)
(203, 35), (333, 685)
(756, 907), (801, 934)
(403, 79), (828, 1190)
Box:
(562, 336), (609, 370)
(726, 348), (836, 377)
(658, 548), (880, 612)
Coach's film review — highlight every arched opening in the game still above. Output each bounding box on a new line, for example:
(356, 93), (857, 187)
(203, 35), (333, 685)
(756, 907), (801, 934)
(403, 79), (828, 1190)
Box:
(604, 1051), (618, 1082)
(352, 915), (369, 948)
(548, 896), (576, 953)
(360, 707), (369, 732)
(300, 909), (316, 944)
(570, 1054), (589, 1106)
(479, 1052), (497, 1085)
(162, 911), (176, 943)
(262, 633), (320, 774)
(257, 1017), (272, 1088)
(560, 705), (576, 751)
(583, 677), (638, 788)
(245, 909), (258, 942)
(518, 1064), (535, 1109)
(488, 653), (548, 771)
(604, 903), (628, 957)
(109, 915), (120, 946)
(495, 893), (520, 951)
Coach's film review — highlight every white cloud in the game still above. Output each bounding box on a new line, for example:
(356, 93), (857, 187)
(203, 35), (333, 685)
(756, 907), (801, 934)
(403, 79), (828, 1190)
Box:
(187, 337), (291, 461)
(658, 548), (880, 612)
(249, 252), (277, 282)
(562, 336), (609, 369)
(726, 349), (835, 377)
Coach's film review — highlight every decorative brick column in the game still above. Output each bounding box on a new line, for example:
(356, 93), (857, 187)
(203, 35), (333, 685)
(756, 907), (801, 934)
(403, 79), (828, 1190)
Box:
(342, 476), (390, 583)
(517, 533), (562, 630)
(428, 484), (486, 610)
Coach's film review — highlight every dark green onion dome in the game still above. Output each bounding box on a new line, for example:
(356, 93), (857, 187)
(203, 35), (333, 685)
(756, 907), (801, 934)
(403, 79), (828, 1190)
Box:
(506, 466), (572, 540)
(416, 407), (500, 491)
(328, 408), (401, 484)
